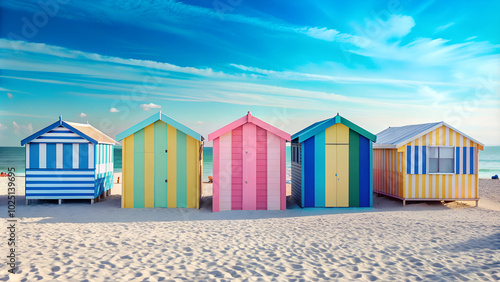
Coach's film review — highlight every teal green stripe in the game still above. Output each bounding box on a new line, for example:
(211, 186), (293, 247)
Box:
(134, 129), (145, 208)
(176, 130), (187, 208)
(154, 122), (167, 207)
(349, 130), (359, 207)
(314, 131), (325, 207)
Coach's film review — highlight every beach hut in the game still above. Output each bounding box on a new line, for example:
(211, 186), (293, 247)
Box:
(21, 116), (116, 204)
(373, 122), (484, 206)
(208, 112), (291, 212)
(291, 114), (376, 208)
(116, 112), (204, 209)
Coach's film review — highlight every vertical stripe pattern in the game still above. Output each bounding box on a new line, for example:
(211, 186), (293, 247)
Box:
(213, 123), (286, 211)
(122, 120), (201, 208)
(374, 125), (479, 201)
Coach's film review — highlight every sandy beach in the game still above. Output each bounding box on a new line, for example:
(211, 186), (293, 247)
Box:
(0, 174), (499, 281)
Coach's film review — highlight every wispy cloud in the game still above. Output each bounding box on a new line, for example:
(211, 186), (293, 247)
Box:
(7, 93), (13, 99)
(1, 0), (364, 47)
(109, 107), (119, 113)
(0, 123), (7, 130)
(79, 113), (87, 117)
(436, 22), (455, 33)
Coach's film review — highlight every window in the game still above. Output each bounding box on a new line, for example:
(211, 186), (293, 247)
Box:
(291, 145), (301, 163)
(428, 146), (454, 173)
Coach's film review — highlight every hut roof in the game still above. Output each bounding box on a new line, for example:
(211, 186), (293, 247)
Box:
(208, 112), (291, 141)
(291, 114), (376, 143)
(116, 112), (203, 142)
(374, 121), (484, 149)
(21, 117), (116, 146)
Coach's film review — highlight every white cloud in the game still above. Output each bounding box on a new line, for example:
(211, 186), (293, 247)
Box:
(12, 121), (33, 135)
(7, 93), (13, 99)
(0, 123), (7, 130)
(79, 112), (87, 117)
(139, 103), (161, 111)
(196, 121), (204, 125)
(109, 108), (119, 113)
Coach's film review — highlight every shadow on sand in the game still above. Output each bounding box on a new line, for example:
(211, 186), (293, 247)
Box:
(0, 193), (475, 224)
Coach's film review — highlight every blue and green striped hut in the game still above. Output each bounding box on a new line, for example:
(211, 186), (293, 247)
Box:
(291, 114), (377, 208)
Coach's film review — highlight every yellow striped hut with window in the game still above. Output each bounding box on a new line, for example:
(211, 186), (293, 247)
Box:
(373, 122), (484, 206)
(116, 112), (204, 209)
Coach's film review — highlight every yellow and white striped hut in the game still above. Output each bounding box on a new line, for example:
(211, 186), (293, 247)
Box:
(373, 122), (484, 206)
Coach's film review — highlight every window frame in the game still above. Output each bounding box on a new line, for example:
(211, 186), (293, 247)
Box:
(427, 145), (456, 175)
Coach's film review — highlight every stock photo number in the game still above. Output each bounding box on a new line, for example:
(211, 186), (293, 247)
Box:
(6, 167), (17, 274)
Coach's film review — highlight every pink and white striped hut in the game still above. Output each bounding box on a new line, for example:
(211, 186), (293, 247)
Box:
(208, 112), (291, 212)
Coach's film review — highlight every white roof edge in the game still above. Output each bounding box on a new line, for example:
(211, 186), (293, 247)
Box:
(394, 122), (484, 148)
(373, 144), (397, 149)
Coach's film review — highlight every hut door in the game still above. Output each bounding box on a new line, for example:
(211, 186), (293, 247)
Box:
(325, 124), (350, 207)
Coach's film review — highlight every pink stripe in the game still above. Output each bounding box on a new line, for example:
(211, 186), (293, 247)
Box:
(256, 126), (267, 210)
(242, 123), (257, 210)
(213, 138), (220, 212)
(280, 138), (286, 210)
(231, 126), (243, 210)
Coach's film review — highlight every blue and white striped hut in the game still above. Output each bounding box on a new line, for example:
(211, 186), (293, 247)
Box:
(21, 116), (117, 204)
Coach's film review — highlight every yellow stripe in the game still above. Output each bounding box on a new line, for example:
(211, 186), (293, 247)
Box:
(144, 124), (155, 208)
(447, 174), (453, 198)
(337, 123), (349, 143)
(337, 144), (349, 207)
(441, 175), (446, 198)
(325, 125), (336, 206)
(408, 174), (412, 199)
(123, 135), (134, 208)
(422, 175), (426, 198)
(468, 175), (472, 199)
(325, 145), (336, 207)
(454, 174), (459, 199)
(167, 124), (177, 208)
(402, 148), (406, 198)
(415, 174), (419, 198)
(186, 136), (197, 208)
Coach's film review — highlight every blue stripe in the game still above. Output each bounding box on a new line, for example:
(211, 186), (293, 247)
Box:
(359, 135), (370, 207)
(48, 130), (72, 133)
(29, 143), (39, 169)
(414, 146), (419, 174)
(470, 147), (474, 174)
(26, 193), (94, 196)
(406, 146), (411, 174)
(27, 174), (94, 178)
(304, 137), (315, 207)
(26, 187), (94, 190)
(422, 146), (426, 174)
(456, 147), (460, 174)
(63, 144), (73, 169)
(37, 136), (84, 140)
(463, 147), (467, 174)
(26, 181), (94, 184)
(26, 168), (94, 172)
(46, 143), (57, 169)
(79, 144), (88, 169)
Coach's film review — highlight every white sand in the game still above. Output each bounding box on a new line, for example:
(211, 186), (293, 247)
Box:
(0, 175), (499, 281)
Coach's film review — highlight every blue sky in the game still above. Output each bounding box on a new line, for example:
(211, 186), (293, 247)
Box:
(0, 0), (499, 146)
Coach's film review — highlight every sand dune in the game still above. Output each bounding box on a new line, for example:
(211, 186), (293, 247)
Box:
(0, 176), (499, 281)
